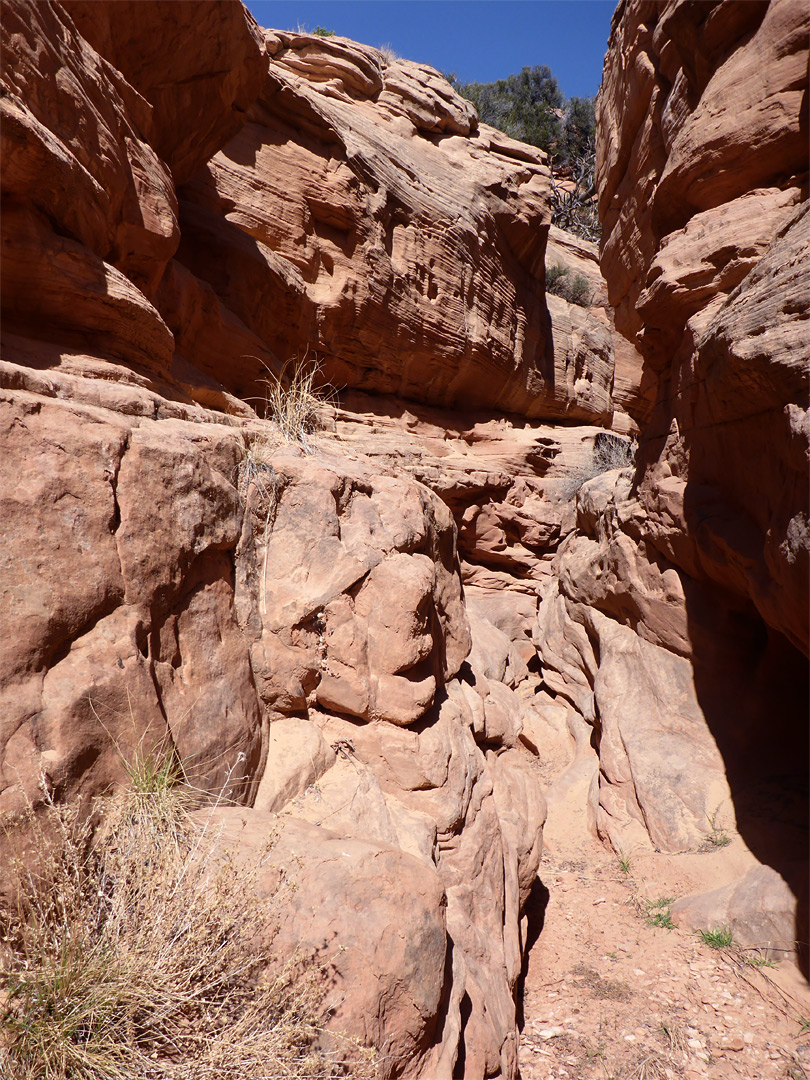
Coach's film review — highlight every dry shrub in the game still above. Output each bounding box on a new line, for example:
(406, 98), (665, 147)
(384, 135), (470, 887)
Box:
(259, 358), (335, 454)
(0, 769), (373, 1079)
(234, 431), (286, 618)
(557, 431), (636, 500)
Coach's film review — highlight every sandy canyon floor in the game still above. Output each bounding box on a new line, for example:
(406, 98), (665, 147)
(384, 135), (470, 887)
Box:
(518, 840), (810, 1080)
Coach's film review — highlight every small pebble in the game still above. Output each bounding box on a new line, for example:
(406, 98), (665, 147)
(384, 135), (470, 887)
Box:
(719, 1036), (745, 1052)
(539, 1026), (564, 1040)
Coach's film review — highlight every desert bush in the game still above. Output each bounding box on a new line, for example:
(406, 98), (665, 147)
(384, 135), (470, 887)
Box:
(377, 43), (401, 65)
(0, 763), (372, 1079)
(452, 65), (566, 153)
(592, 431), (636, 472)
(545, 263), (592, 307)
(450, 66), (600, 240)
(558, 431), (636, 500)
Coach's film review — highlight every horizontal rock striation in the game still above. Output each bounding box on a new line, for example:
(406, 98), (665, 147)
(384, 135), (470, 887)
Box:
(176, 29), (619, 423)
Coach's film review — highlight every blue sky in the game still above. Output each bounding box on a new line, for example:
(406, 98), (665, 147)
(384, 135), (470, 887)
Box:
(245, 1), (616, 99)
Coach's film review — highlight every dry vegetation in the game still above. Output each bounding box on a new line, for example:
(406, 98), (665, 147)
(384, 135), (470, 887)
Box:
(0, 753), (373, 1080)
(558, 432), (637, 499)
(258, 357), (335, 454)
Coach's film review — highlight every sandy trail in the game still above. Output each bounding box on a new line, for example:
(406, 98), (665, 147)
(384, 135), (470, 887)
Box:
(518, 838), (810, 1080)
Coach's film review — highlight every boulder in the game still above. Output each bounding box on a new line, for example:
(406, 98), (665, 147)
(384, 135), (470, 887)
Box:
(203, 808), (450, 1077)
(671, 865), (800, 962)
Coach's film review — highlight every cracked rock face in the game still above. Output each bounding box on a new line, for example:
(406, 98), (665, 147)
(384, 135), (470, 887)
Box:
(3, 0), (807, 1069)
(0, 4), (567, 1075)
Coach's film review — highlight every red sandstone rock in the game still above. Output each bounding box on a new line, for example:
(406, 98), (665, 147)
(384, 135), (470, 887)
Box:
(205, 808), (450, 1075)
(671, 865), (799, 960)
(62, 0), (267, 185)
(177, 30), (618, 423)
(533, 0), (808, 966)
(7, 0), (807, 1067)
(595, 0), (809, 653)
(1, 4), (555, 1050)
(1, 0), (179, 372)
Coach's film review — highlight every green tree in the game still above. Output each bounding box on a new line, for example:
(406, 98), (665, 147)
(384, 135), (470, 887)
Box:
(451, 66), (599, 239)
(453, 66), (567, 154)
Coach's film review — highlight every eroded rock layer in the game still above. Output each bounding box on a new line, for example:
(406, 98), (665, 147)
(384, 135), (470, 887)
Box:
(175, 29), (621, 423)
(2, 0), (808, 1073)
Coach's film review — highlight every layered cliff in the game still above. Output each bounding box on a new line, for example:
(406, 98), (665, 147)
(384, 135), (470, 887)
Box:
(0, 3), (619, 1075)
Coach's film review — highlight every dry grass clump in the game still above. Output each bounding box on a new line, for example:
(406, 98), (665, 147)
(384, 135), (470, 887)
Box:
(558, 431), (636, 500)
(259, 358), (335, 455)
(0, 759), (372, 1079)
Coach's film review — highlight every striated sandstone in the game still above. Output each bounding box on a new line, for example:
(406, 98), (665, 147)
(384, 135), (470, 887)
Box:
(5, 0), (808, 1070)
(0, 4), (571, 1071)
(62, 0), (267, 185)
(176, 30), (620, 423)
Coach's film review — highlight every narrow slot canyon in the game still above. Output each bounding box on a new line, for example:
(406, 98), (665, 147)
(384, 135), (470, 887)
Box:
(0, 2), (807, 1078)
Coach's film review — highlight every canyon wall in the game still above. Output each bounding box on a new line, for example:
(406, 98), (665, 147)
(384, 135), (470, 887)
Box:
(1, 0), (807, 1075)
(0, 3), (628, 1075)
(536, 0), (808, 965)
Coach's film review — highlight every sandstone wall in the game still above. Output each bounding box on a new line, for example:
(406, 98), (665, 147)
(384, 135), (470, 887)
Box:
(175, 28), (621, 424)
(0, 3), (618, 1075)
(5, 0), (805, 1067)
(535, 0), (808, 964)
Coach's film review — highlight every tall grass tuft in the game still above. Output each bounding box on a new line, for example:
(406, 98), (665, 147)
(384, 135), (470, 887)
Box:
(558, 431), (637, 500)
(260, 357), (335, 454)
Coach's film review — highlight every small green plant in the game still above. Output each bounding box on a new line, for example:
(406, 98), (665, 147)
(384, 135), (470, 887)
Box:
(798, 1016), (810, 1033)
(742, 948), (776, 968)
(585, 1041), (606, 1061)
(704, 807), (731, 849)
(645, 897), (675, 930)
(545, 263), (592, 307)
(313, 26), (335, 37)
(698, 925), (734, 949)
(659, 1020), (686, 1052)
(617, 849), (632, 876)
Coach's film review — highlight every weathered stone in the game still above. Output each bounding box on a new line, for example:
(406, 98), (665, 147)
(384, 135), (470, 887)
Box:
(62, 0), (267, 184)
(177, 31), (620, 423)
(203, 807), (450, 1077)
(671, 865), (800, 961)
